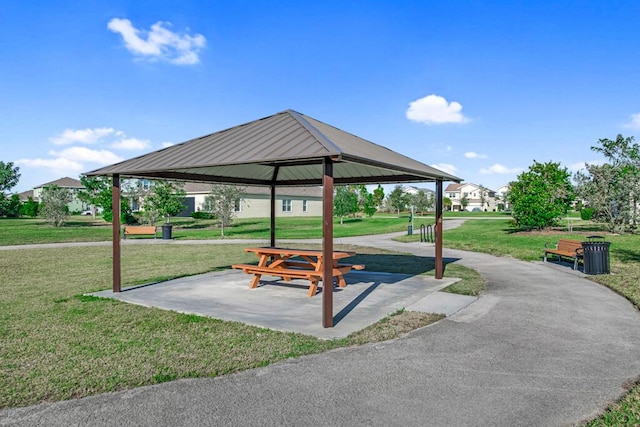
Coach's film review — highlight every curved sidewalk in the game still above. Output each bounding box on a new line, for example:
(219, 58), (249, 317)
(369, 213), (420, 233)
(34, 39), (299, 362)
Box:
(2, 233), (640, 426)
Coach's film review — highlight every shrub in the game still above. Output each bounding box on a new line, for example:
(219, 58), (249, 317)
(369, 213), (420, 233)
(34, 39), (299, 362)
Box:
(191, 211), (215, 220)
(581, 207), (595, 220)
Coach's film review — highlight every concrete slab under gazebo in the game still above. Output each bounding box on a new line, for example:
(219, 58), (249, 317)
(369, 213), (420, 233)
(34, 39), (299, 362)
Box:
(85, 109), (462, 328)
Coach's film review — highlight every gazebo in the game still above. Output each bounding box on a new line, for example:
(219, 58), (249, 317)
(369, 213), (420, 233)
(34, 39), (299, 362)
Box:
(86, 109), (462, 328)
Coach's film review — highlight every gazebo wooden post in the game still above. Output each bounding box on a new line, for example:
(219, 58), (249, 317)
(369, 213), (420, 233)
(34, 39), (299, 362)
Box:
(270, 184), (276, 247)
(435, 179), (443, 279)
(322, 158), (334, 328)
(270, 166), (279, 247)
(112, 174), (121, 292)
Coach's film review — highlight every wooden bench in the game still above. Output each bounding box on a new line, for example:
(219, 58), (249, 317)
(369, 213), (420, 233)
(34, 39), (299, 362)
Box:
(123, 225), (158, 239)
(543, 239), (584, 270)
(232, 264), (323, 296)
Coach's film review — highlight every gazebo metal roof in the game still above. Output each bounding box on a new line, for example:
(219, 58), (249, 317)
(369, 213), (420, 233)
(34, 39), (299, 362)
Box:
(87, 109), (461, 185)
(86, 109), (461, 329)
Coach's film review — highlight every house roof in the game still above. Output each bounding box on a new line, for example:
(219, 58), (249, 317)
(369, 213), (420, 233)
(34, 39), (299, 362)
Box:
(34, 177), (83, 189)
(183, 182), (323, 198)
(86, 110), (462, 186)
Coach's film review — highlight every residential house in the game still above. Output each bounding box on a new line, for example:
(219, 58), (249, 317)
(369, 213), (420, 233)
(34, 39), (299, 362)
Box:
(182, 183), (323, 218)
(445, 182), (497, 212)
(496, 184), (510, 210)
(28, 177), (88, 213)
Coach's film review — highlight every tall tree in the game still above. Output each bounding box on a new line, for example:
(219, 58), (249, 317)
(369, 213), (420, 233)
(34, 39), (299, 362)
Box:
(478, 184), (488, 211)
(41, 185), (73, 227)
(387, 185), (408, 215)
(575, 134), (640, 232)
(0, 161), (21, 217)
(78, 175), (134, 223)
(413, 189), (434, 215)
(372, 184), (385, 208)
(333, 186), (359, 224)
(143, 180), (186, 225)
(508, 161), (574, 230)
(203, 184), (245, 236)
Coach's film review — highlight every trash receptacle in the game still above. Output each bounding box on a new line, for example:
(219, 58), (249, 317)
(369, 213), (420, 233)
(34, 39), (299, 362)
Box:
(161, 224), (173, 240)
(581, 236), (610, 275)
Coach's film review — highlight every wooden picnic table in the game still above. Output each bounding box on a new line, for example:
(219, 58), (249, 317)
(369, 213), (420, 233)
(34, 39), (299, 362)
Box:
(232, 247), (364, 296)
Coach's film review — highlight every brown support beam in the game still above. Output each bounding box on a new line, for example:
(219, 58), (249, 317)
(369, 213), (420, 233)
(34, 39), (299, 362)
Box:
(270, 184), (276, 247)
(270, 166), (279, 247)
(435, 179), (443, 279)
(322, 158), (334, 328)
(112, 174), (121, 292)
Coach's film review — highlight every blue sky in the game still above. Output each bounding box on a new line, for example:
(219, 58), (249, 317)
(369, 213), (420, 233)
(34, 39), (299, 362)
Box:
(2, 1), (639, 193)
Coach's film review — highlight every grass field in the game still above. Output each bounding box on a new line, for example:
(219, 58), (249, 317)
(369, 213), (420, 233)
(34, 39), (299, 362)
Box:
(0, 218), (483, 409)
(0, 215), (412, 245)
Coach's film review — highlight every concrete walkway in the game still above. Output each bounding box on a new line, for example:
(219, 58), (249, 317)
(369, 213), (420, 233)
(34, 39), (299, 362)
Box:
(2, 228), (640, 426)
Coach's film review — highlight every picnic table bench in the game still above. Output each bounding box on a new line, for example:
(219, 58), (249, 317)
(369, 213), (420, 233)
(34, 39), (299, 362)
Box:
(232, 247), (364, 296)
(543, 239), (584, 270)
(123, 225), (159, 239)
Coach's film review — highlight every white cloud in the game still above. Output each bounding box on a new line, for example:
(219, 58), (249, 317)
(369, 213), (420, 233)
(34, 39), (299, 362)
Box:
(567, 159), (606, 172)
(623, 113), (640, 130)
(464, 151), (487, 159)
(50, 127), (115, 145)
(111, 137), (151, 150)
(480, 163), (521, 174)
(16, 157), (84, 176)
(49, 147), (123, 164)
(161, 141), (175, 148)
(108, 18), (206, 65)
(406, 94), (470, 125)
(430, 163), (458, 175)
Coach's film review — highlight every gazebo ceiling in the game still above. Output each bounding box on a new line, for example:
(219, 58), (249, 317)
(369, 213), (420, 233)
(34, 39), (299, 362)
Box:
(86, 109), (462, 186)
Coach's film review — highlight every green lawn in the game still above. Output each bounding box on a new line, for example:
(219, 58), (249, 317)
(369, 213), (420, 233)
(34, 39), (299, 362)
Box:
(0, 215), (412, 246)
(0, 230), (482, 408)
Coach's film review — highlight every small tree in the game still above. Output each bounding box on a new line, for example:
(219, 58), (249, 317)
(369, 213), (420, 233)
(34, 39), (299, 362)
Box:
(144, 181), (186, 225)
(372, 184), (385, 208)
(508, 160), (574, 230)
(41, 185), (73, 227)
(0, 161), (21, 217)
(412, 189), (434, 215)
(443, 197), (452, 211)
(203, 184), (245, 236)
(478, 184), (488, 211)
(460, 194), (469, 211)
(78, 175), (135, 223)
(334, 186), (359, 224)
(387, 185), (408, 215)
(362, 193), (377, 217)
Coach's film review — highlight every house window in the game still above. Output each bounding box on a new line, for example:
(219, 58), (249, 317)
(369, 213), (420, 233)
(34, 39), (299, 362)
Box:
(302, 200), (308, 212)
(463, 192), (468, 197)
(234, 198), (241, 212)
(282, 199), (292, 212)
(448, 192), (456, 198)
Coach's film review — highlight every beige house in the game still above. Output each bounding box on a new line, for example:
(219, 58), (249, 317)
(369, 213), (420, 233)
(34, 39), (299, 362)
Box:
(445, 182), (497, 212)
(183, 183), (323, 218)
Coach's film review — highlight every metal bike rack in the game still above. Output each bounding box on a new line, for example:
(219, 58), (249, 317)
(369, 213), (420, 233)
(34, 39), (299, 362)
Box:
(420, 224), (434, 243)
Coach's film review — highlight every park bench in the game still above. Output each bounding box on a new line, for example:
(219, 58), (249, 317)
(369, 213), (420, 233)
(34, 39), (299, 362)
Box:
(543, 239), (584, 270)
(123, 225), (158, 239)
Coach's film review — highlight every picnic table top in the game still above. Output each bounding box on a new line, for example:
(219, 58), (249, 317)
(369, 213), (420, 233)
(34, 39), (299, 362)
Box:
(243, 247), (356, 259)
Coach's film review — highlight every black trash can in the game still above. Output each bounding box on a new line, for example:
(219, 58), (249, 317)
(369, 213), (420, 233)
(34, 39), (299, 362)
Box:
(581, 236), (610, 275)
(161, 224), (173, 240)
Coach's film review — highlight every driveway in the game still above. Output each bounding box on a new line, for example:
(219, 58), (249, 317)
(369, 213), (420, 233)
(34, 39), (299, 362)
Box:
(2, 227), (640, 426)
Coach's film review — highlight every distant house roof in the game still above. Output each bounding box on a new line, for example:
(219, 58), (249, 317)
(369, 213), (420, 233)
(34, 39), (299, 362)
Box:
(18, 189), (34, 201)
(86, 109), (462, 186)
(183, 182), (322, 198)
(34, 177), (83, 189)
(445, 183), (464, 192)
